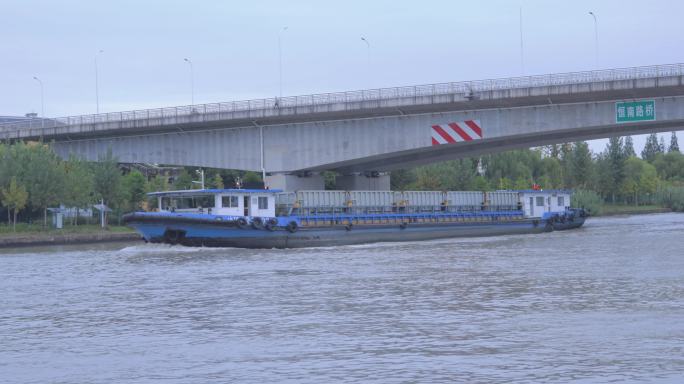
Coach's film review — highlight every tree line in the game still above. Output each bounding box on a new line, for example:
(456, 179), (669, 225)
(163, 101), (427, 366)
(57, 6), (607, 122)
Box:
(1, 133), (683, 230)
(389, 132), (684, 212)
(0, 142), (263, 230)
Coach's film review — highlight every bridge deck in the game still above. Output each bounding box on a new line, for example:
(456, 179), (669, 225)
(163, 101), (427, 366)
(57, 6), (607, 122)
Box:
(2, 63), (684, 141)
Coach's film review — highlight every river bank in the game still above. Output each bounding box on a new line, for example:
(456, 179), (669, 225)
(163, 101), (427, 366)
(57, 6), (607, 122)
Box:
(598, 204), (673, 216)
(0, 226), (140, 248)
(0, 207), (677, 249)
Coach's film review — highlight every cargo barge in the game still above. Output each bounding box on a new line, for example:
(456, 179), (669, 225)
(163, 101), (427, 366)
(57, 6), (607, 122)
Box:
(123, 189), (586, 249)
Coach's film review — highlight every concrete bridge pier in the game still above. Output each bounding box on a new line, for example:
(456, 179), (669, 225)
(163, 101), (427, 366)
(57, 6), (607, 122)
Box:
(335, 172), (390, 191)
(265, 172), (325, 191)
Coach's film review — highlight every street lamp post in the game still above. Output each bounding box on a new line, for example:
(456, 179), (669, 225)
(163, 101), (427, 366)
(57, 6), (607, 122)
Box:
(589, 11), (598, 68)
(32, 76), (44, 126)
(519, 7), (525, 75)
(184, 58), (194, 105)
(361, 36), (370, 86)
(278, 26), (288, 98)
(95, 49), (104, 114)
(192, 169), (205, 190)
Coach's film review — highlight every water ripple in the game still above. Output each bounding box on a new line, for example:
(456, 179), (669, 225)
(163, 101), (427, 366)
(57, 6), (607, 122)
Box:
(1, 213), (683, 383)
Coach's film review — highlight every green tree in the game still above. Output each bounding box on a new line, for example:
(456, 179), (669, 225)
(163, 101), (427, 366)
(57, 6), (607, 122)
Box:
(390, 169), (416, 190)
(147, 174), (169, 193)
(473, 176), (490, 191)
(173, 169), (194, 190)
(122, 170), (147, 211)
(321, 171), (336, 190)
(623, 136), (636, 157)
(669, 132), (680, 153)
(606, 137), (626, 202)
(210, 173), (225, 189)
(539, 156), (562, 188)
(411, 160), (476, 191)
(92, 149), (123, 223)
(571, 189), (603, 216)
(641, 133), (662, 162)
(146, 175), (169, 209)
(1, 177), (28, 231)
(652, 152), (684, 181)
(569, 141), (594, 188)
(242, 171), (263, 184)
(594, 154), (614, 199)
(24, 143), (66, 226)
(621, 157), (658, 205)
(63, 155), (94, 225)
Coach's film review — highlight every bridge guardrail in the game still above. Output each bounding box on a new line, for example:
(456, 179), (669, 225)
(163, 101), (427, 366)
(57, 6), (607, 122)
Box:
(2, 63), (683, 137)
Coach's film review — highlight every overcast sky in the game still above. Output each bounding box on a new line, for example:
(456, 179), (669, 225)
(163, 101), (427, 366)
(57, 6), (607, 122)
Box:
(2, 0), (682, 153)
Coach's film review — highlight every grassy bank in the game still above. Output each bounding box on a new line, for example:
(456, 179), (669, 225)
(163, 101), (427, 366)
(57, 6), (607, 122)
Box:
(0, 224), (139, 248)
(0, 223), (134, 237)
(598, 204), (672, 216)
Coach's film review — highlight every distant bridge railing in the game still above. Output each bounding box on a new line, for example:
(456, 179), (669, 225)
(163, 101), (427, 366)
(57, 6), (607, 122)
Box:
(2, 63), (684, 137)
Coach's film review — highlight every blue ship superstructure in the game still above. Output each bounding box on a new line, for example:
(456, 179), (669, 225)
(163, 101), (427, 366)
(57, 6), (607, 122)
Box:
(123, 189), (586, 248)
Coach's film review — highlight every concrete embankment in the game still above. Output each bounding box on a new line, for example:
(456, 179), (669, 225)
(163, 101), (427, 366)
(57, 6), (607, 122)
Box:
(0, 231), (141, 248)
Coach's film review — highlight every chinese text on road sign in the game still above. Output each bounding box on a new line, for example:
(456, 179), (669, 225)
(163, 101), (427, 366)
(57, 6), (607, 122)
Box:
(616, 100), (655, 123)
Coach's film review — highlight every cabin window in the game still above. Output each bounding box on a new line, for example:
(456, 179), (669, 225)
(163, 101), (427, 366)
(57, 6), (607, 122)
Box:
(558, 196), (565, 206)
(161, 195), (214, 210)
(258, 196), (269, 210)
(222, 195), (239, 208)
(535, 196), (545, 207)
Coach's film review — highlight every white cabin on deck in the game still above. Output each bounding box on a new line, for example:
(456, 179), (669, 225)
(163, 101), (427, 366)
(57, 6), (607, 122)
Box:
(149, 189), (281, 218)
(518, 190), (572, 218)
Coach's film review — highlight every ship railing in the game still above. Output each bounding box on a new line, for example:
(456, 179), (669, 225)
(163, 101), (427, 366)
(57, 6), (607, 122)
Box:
(277, 203), (523, 216)
(294, 210), (524, 226)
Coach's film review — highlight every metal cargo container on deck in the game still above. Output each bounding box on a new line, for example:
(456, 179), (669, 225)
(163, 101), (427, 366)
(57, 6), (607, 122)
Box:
(348, 191), (395, 211)
(402, 191), (444, 210)
(487, 191), (519, 210)
(446, 191), (484, 210)
(295, 190), (347, 208)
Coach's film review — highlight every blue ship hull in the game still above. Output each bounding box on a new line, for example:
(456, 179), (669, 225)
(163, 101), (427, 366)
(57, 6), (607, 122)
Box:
(122, 211), (571, 249)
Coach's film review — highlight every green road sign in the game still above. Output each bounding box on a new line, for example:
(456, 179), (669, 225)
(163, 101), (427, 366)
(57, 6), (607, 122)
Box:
(616, 100), (655, 123)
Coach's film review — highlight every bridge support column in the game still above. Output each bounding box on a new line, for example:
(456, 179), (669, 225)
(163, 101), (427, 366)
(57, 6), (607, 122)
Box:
(265, 172), (325, 191)
(335, 172), (390, 191)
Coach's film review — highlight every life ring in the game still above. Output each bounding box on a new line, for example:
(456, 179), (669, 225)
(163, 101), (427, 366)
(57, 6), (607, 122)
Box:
(251, 217), (264, 229)
(286, 221), (298, 233)
(236, 217), (249, 229)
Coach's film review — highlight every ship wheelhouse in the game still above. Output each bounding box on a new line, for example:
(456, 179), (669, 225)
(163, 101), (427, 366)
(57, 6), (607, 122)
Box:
(149, 189), (281, 218)
(518, 190), (572, 218)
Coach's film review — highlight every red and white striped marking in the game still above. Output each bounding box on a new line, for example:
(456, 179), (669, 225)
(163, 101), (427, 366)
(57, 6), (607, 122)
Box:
(431, 120), (483, 146)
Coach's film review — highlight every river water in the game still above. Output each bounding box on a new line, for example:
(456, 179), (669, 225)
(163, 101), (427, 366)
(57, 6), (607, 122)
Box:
(1, 213), (683, 383)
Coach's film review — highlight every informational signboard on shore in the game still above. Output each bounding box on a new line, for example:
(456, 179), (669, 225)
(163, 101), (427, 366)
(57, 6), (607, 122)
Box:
(616, 100), (655, 123)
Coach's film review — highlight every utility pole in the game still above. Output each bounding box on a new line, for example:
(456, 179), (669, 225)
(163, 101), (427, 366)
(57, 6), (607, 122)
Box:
(519, 7), (525, 75)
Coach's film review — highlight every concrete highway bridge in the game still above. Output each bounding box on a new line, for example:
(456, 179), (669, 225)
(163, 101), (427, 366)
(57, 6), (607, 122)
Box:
(2, 63), (684, 190)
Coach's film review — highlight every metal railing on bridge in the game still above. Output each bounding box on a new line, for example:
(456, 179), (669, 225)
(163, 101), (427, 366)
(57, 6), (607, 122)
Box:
(2, 63), (683, 137)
